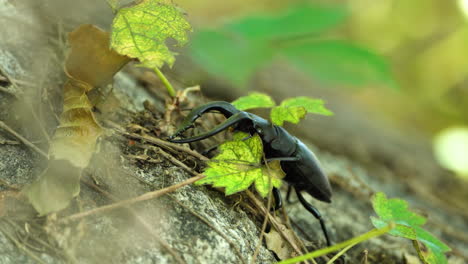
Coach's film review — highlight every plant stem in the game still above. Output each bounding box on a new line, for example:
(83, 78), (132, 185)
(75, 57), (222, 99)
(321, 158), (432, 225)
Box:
(326, 243), (354, 264)
(412, 240), (430, 264)
(278, 223), (395, 264)
(154, 67), (176, 97)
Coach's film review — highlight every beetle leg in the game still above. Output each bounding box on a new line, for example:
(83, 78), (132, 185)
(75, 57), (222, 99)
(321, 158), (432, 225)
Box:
(272, 187), (282, 211)
(170, 101), (241, 139)
(201, 144), (220, 156)
(296, 190), (331, 246)
(265, 157), (300, 162)
(168, 112), (251, 143)
(286, 185), (293, 203)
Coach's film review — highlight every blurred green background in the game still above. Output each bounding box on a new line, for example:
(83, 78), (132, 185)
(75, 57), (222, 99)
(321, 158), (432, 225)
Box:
(173, 0), (468, 178)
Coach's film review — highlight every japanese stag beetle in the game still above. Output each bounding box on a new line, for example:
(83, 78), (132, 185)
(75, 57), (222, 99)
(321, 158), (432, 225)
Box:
(168, 101), (333, 246)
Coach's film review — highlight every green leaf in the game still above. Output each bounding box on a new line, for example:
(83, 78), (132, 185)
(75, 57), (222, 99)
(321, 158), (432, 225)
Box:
(281, 40), (396, 87)
(227, 4), (347, 41)
(372, 192), (426, 238)
(414, 229), (450, 264)
(281, 97), (333, 115)
(271, 105), (307, 126)
(190, 30), (273, 86)
(190, 4), (348, 87)
(370, 216), (417, 239)
(111, 0), (192, 69)
(424, 249), (448, 264)
(270, 96), (332, 126)
(231, 92), (276, 110)
(196, 132), (284, 197)
(371, 192), (451, 264)
(415, 227), (451, 253)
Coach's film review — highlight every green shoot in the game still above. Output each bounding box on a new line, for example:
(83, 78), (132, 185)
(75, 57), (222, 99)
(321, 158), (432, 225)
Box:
(231, 93), (333, 126)
(371, 192), (451, 264)
(110, 0), (192, 96)
(278, 223), (394, 264)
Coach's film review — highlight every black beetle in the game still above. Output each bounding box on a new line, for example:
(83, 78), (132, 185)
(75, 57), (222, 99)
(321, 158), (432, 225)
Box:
(168, 101), (332, 246)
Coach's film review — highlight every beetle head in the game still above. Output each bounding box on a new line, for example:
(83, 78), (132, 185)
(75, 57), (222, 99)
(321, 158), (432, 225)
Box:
(250, 115), (277, 143)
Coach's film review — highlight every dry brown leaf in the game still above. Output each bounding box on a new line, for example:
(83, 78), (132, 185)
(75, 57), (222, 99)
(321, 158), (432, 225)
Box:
(265, 227), (295, 260)
(66, 24), (130, 88)
(24, 25), (130, 215)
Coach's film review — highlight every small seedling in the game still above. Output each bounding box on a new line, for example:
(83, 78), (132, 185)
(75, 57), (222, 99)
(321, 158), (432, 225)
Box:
(110, 0), (192, 96)
(371, 192), (451, 264)
(232, 92), (333, 125)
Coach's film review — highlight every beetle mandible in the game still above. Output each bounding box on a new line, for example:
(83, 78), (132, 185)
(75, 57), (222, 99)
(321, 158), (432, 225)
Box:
(168, 101), (332, 246)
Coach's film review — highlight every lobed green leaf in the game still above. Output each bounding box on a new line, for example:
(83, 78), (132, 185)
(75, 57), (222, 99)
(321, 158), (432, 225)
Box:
(196, 132), (284, 197)
(270, 96), (332, 126)
(111, 0), (192, 69)
(371, 192), (451, 264)
(281, 97), (333, 116)
(231, 92), (275, 110)
(415, 227), (451, 254)
(270, 105), (307, 126)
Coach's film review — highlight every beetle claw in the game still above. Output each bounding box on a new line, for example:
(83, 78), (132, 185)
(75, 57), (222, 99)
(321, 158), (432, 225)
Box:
(169, 101), (244, 142)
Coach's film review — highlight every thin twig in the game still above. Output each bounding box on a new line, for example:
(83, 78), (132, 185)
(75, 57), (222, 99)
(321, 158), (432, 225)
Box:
(281, 201), (312, 262)
(61, 174), (204, 222)
(129, 143), (242, 263)
(116, 142), (243, 263)
(141, 144), (197, 175)
(0, 139), (20, 145)
(0, 86), (16, 97)
(0, 69), (51, 143)
(251, 156), (274, 264)
(0, 68), (22, 97)
(5, 77), (35, 87)
(245, 190), (305, 257)
(0, 120), (48, 158)
(135, 213), (186, 264)
(251, 192), (272, 264)
(168, 195), (246, 264)
(81, 179), (186, 264)
(106, 120), (207, 161)
(132, 132), (208, 161)
(2, 218), (69, 261)
(360, 249), (368, 264)
(0, 222), (47, 264)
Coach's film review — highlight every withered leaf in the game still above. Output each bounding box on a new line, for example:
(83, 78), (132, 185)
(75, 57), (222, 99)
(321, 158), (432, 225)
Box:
(66, 24), (130, 87)
(24, 24), (130, 215)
